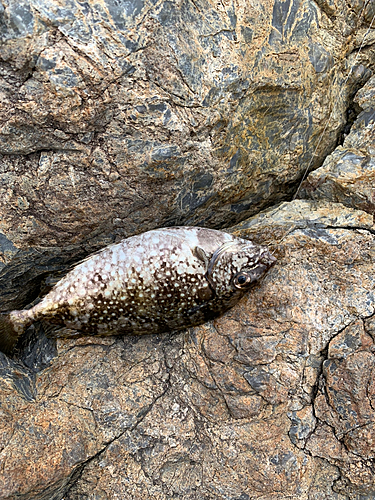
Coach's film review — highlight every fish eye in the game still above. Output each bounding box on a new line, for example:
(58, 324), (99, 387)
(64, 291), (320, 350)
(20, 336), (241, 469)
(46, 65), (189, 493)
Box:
(233, 272), (252, 289)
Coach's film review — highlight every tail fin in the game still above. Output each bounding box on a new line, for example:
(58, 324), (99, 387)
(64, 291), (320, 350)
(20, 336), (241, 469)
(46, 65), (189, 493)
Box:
(0, 314), (21, 355)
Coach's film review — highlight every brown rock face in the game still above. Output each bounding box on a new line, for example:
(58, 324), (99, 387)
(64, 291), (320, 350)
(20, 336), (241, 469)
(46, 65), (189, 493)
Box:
(307, 318), (375, 497)
(1, 201), (375, 499)
(0, 0), (372, 262)
(301, 75), (375, 215)
(1, 0), (375, 498)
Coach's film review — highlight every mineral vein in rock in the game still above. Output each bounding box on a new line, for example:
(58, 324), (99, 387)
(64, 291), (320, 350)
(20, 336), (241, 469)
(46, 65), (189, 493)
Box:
(0, 227), (275, 353)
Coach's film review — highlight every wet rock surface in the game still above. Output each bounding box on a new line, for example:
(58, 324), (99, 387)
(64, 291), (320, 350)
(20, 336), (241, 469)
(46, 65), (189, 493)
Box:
(0, 0), (375, 498)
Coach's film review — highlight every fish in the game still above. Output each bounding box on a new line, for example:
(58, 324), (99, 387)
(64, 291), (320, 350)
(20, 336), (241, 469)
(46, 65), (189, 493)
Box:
(0, 227), (276, 354)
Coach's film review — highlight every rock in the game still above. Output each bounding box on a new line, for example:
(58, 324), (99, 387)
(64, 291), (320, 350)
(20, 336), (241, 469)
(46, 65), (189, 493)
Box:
(0, 0), (373, 312)
(0, 334), (170, 500)
(229, 198), (374, 247)
(1, 200), (375, 499)
(301, 74), (375, 214)
(306, 318), (375, 497)
(1, 0), (375, 497)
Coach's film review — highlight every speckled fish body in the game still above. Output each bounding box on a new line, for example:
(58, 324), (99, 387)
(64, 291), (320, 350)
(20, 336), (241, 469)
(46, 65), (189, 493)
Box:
(0, 227), (275, 352)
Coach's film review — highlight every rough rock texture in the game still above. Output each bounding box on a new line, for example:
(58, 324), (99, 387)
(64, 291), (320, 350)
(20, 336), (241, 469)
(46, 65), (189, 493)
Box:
(0, 0), (374, 302)
(1, 0), (375, 498)
(301, 74), (375, 215)
(1, 200), (375, 499)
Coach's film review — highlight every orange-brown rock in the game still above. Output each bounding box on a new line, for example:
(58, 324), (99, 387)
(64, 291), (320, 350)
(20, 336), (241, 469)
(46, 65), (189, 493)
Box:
(0, 0), (373, 310)
(1, 201), (375, 499)
(1, 0), (375, 498)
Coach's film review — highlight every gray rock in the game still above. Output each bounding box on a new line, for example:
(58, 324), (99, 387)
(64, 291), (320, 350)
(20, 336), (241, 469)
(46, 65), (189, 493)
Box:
(301, 75), (375, 213)
(1, 0), (375, 498)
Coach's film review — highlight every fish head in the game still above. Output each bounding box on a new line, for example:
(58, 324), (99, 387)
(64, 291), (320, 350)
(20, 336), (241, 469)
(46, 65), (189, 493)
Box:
(206, 239), (276, 296)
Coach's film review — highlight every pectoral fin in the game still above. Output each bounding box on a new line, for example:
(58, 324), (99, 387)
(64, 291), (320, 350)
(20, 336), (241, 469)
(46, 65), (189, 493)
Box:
(197, 284), (215, 302)
(193, 246), (210, 270)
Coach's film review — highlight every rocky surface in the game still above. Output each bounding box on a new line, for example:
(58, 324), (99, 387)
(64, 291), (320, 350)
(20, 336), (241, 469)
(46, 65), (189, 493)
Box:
(0, 0), (375, 498)
(0, 0), (374, 304)
(301, 74), (375, 215)
(1, 200), (375, 499)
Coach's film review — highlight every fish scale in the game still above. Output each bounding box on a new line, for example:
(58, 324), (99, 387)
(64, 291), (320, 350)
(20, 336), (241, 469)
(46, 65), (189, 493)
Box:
(0, 226), (276, 354)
